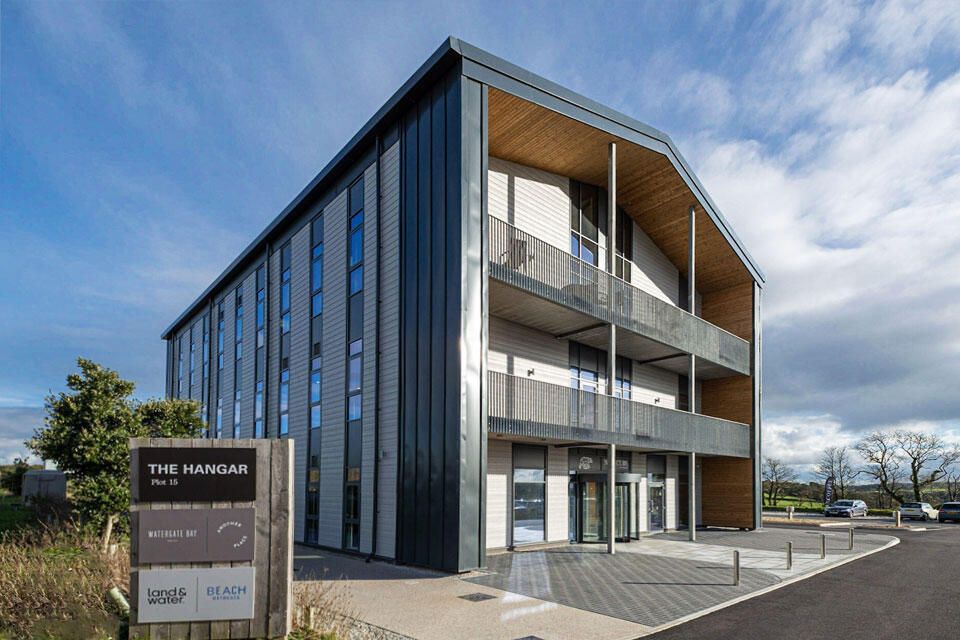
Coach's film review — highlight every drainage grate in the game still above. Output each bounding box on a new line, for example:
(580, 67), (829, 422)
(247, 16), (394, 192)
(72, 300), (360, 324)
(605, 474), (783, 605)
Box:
(458, 592), (496, 602)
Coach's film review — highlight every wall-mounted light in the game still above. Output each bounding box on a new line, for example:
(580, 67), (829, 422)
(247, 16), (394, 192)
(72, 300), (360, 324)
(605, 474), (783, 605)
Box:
(527, 368), (535, 377)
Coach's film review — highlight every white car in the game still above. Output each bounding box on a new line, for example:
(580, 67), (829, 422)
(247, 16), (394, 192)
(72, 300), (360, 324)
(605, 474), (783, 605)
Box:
(899, 502), (939, 521)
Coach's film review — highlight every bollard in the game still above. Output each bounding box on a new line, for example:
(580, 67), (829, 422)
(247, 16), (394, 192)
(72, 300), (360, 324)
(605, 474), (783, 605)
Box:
(786, 541), (793, 570)
(733, 550), (740, 586)
(820, 533), (826, 559)
(848, 527), (854, 550)
(895, 510), (901, 527)
(787, 506), (794, 520)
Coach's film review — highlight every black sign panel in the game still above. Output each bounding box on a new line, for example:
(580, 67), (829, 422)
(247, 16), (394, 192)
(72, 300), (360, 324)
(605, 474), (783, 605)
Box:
(136, 448), (256, 502)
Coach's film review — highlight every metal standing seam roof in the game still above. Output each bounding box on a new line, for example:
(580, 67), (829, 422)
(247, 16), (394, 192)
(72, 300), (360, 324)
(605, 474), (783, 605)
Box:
(162, 36), (764, 340)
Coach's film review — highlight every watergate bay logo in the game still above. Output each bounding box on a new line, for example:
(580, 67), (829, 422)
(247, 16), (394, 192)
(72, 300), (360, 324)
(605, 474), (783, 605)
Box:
(137, 567), (255, 623)
(138, 508), (255, 563)
(136, 447), (256, 501)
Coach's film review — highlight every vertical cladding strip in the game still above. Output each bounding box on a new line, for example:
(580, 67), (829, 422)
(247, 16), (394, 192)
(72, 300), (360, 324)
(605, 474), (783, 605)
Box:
(221, 288), (236, 437)
(319, 190), (348, 548)
(376, 142), (400, 559)
(360, 160), (378, 555)
(289, 223), (311, 542)
(485, 438), (510, 549)
(457, 75), (485, 572)
(546, 444), (567, 542)
(241, 271), (257, 437)
(267, 249), (281, 437)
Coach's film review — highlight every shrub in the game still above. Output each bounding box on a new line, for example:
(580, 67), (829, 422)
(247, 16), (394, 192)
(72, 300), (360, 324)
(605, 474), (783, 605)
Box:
(0, 459), (32, 497)
(0, 523), (128, 639)
(289, 579), (356, 640)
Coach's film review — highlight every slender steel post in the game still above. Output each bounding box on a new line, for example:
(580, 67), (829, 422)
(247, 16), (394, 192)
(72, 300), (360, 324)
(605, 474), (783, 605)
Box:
(689, 451), (697, 541)
(820, 533), (826, 559)
(848, 527), (854, 550)
(733, 550), (740, 586)
(786, 541), (793, 570)
(607, 142), (617, 274)
(688, 205), (696, 415)
(608, 443), (616, 554)
(895, 510), (901, 527)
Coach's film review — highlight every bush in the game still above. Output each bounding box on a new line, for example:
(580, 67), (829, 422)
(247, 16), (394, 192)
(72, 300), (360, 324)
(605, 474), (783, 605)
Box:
(0, 459), (32, 497)
(289, 579), (357, 640)
(0, 523), (128, 639)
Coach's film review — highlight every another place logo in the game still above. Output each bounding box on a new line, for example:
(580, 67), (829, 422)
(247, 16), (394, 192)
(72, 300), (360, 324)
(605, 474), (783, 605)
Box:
(216, 520), (249, 549)
(578, 456), (593, 470)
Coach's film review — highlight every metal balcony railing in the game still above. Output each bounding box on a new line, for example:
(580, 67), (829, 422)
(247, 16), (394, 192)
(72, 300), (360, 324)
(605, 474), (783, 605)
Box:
(487, 371), (751, 458)
(488, 216), (750, 375)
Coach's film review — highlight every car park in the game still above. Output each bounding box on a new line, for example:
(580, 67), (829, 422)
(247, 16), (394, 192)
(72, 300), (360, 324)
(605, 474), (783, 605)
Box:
(899, 502), (939, 521)
(824, 499), (868, 518)
(938, 502), (960, 523)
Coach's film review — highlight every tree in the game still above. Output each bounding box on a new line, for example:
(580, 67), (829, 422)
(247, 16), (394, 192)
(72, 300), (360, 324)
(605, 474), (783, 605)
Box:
(27, 358), (203, 531)
(762, 457), (798, 506)
(856, 431), (905, 506)
(814, 445), (858, 500)
(945, 466), (960, 502)
(894, 431), (960, 502)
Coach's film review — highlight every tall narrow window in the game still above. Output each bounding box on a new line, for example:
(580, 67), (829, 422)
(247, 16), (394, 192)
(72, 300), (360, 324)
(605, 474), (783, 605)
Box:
(570, 181), (601, 287)
(513, 445), (546, 545)
(177, 336), (183, 397)
(201, 314), (209, 431)
(278, 245), (291, 437)
(215, 301), (224, 438)
(306, 214), (323, 543)
(254, 265), (265, 437)
(615, 208), (633, 283)
(343, 178), (363, 551)
(569, 342), (604, 429)
(233, 285), (243, 439)
(188, 326), (195, 396)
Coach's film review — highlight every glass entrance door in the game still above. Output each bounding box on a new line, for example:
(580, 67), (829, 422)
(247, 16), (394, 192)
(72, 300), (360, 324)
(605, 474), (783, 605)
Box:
(580, 480), (606, 542)
(615, 483), (630, 540)
(649, 484), (664, 532)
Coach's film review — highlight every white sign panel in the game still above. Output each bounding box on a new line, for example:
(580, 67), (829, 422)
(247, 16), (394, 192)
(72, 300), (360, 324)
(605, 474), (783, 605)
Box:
(137, 567), (255, 623)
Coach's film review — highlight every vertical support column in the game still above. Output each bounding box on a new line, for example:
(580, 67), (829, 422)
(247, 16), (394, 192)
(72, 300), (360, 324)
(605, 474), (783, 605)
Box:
(688, 205), (696, 414)
(608, 443), (616, 554)
(689, 451), (697, 541)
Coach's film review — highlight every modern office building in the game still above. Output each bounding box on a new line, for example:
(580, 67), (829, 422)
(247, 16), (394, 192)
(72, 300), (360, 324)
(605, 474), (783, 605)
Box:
(163, 38), (764, 573)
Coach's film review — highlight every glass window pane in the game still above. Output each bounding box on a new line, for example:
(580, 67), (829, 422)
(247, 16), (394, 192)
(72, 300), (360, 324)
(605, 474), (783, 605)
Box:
(281, 313), (290, 333)
(513, 482), (545, 544)
(348, 394), (361, 420)
(312, 292), (323, 316)
(513, 468), (545, 483)
(350, 266), (363, 294)
(280, 383), (288, 412)
(281, 282), (290, 311)
(348, 357), (361, 391)
(311, 372), (321, 403)
(350, 228), (363, 266)
(349, 339), (362, 356)
(279, 414), (288, 435)
(312, 258), (322, 290)
(311, 404), (321, 429)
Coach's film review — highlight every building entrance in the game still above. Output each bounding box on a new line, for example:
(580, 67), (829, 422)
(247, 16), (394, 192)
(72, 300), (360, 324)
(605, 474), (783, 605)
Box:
(569, 473), (643, 543)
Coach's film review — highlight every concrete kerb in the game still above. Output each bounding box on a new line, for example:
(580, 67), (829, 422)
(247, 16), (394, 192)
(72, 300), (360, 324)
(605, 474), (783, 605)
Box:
(640, 535), (901, 637)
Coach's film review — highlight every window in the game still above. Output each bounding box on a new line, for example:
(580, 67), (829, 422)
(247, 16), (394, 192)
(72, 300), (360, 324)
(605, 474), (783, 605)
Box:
(215, 396), (223, 439)
(254, 380), (263, 438)
(280, 244), (291, 334)
(615, 208), (633, 283)
(217, 302), (225, 370)
(343, 178), (364, 551)
(177, 336), (184, 396)
(570, 342), (603, 429)
(279, 369), (289, 436)
(254, 265), (265, 437)
(233, 285), (243, 438)
(570, 181), (600, 266)
(233, 390), (241, 439)
(188, 327), (195, 394)
(278, 246), (291, 437)
(614, 356), (631, 400)
(305, 215), (324, 543)
(513, 445), (546, 545)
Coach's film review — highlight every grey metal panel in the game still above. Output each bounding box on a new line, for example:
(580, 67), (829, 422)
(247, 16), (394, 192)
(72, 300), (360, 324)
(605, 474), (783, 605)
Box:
(289, 223), (311, 541)
(319, 190), (348, 548)
(165, 339), (174, 398)
(376, 141), (401, 559)
(266, 249), (280, 438)
(487, 217), (750, 375)
(360, 159), (378, 555)
(487, 371), (751, 458)
(240, 270), (258, 436)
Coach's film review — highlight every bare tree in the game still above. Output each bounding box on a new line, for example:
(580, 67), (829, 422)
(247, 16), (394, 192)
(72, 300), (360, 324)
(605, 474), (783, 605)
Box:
(894, 432), (960, 502)
(814, 445), (858, 499)
(762, 457), (799, 506)
(856, 431), (905, 506)
(945, 464), (960, 502)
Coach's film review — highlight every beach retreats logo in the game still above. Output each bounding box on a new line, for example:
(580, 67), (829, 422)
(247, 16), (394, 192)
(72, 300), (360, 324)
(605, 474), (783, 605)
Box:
(138, 567), (255, 623)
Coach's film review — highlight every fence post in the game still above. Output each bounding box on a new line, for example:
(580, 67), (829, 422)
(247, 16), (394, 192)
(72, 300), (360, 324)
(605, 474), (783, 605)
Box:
(820, 533), (826, 559)
(733, 550), (740, 586)
(848, 527), (854, 550)
(786, 541), (792, 570)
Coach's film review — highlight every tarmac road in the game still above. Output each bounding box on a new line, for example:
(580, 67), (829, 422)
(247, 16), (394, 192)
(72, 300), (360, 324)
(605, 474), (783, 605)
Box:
(649, 523), (960, 640)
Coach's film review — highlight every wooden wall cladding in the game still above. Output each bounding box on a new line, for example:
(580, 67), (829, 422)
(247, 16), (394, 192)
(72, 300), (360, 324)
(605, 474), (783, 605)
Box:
(699, 456), (754, 528)
(701, 376), (752, 426)
(701, 283), (753, 341)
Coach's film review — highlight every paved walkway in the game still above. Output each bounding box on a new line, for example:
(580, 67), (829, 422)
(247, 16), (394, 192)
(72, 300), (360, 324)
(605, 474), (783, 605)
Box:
(294, 527), (898, 639)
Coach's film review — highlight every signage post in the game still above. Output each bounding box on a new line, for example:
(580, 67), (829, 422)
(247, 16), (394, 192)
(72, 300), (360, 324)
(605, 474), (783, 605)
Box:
(128, 438), (293, 640)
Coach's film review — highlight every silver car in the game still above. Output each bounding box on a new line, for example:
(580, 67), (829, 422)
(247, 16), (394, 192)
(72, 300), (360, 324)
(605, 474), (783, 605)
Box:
(824, 499), (868, 517)
(899, 502), (939, 521)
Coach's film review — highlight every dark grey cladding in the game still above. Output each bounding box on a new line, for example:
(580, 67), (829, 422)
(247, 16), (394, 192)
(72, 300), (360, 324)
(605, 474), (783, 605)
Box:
(397, 66), (486, 573)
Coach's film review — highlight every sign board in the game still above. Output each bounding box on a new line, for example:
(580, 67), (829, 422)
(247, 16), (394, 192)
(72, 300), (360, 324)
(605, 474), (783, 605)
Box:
(137, 567), (256, 623)
(136, 447), (256, 502)
(138, 508), (256, 563)
(824, 476), (836, 506)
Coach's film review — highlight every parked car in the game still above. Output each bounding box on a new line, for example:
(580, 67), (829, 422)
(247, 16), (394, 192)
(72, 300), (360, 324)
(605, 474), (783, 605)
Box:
(899, 502), (939, 521)
(824, 499), (868, 517)
(938, 502), (960, 523)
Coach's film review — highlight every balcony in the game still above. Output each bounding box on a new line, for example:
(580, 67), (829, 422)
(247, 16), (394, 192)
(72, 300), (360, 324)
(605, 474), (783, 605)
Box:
(488, 216), (750, 378)
(488, 371), (750, 457)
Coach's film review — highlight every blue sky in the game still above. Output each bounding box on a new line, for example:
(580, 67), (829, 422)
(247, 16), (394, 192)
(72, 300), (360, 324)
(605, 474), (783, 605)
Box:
(2, 0), (960, 474)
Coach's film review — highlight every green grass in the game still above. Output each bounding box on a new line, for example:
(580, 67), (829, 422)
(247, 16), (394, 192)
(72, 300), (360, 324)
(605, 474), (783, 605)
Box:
(769, 496), (825, 509)
(0, 495), (37, 533)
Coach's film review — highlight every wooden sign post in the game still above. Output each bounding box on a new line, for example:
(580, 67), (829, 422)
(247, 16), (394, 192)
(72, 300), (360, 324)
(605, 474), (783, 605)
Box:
(129, 438), (293, 639)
